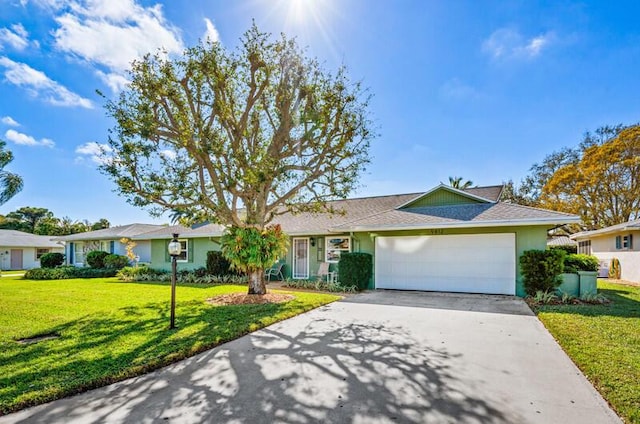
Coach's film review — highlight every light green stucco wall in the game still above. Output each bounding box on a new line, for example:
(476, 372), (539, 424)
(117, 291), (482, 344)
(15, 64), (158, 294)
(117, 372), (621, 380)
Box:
(403, 190), (484, 208)
(148, 226), (548, 297)
(150, 237), (221, 271)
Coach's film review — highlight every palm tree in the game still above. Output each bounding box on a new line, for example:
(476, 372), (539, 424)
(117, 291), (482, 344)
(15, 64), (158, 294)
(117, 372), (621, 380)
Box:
(0, 141), (23, 205)
(448, 176), (473, 190)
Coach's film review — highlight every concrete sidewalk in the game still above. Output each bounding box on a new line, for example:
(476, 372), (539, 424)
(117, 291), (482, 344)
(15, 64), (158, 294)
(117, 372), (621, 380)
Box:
(0, 291), (621, 423)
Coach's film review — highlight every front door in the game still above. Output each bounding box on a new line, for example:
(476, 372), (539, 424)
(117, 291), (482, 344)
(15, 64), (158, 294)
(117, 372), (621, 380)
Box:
(10, 249), (23, 270)
(292, 238), (309, 279)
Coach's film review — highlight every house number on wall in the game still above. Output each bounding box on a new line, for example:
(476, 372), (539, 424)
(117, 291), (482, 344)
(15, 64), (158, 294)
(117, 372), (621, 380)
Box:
(429, 229), (444, 235)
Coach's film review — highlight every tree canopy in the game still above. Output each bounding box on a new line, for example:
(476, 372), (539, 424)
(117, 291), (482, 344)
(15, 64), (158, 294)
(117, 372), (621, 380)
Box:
(0, 140), (23, 205)
(100, 25), (373, 294)
(0, 206), (110, 235)
(447, 176), (473, 190)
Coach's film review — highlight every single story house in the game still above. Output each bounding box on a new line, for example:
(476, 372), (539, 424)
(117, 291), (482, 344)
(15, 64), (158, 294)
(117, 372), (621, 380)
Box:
(0, 230), (64, 270)
(132, 184), (579, 297)
(571, 219), (640, 282)
(56, 224), (164, 266)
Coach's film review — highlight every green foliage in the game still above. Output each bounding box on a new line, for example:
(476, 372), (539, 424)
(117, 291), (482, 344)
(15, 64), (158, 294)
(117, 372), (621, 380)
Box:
(282, 279), (357, 293)
(519, 249), (565, 296)
(609, 258), (621, 279)
(24, 266), (117, 280)
(116, 266), (248, 285)
(103, 254), (130, 270)
(448, 176), (473, 190)
(206, 251), (234, 276)
(0, 205), (110, 236)
(338, 252), (373, 291)
(563, 254), (599, 273)
(532, 290), (559, 304)
(221, 225), (289, 274)
(38, 252), (64, 269)
(548, 244), (578, 255)
(0, 140), (23, 206)
(0, 275), (339, 414)
(579, 292), (609, 304)
(86, 250), (109, 269)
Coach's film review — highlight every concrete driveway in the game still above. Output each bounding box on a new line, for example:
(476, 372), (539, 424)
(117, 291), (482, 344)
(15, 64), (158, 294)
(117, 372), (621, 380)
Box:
(0, 291), (620, 424)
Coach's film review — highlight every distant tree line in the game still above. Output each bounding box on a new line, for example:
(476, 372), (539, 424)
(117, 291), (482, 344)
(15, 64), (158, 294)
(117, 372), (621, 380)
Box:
(501, 123), (640, 231)
(0, 206), (110, 236)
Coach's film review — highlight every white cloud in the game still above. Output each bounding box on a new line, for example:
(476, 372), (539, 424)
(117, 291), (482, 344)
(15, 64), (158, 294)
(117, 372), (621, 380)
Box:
(0, 56), (93, 108)
(5, 129), (55, 147)
(49, 0), (184, 93)
(75, 141), (113, 164)
(482, 28), (554, 60)
(1, 116), (20, 126)
(96, 70), (129, 92)
(203, 18), (220, 43)
(160, 149), (177, 160)
(0, 24), (30, 51)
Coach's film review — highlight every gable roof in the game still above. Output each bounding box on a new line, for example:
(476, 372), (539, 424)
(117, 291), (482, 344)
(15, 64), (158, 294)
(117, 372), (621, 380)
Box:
(331, 202), (579, 232)
(130, 224), (226, 240)
(397, 184), (494, 209)
(571, 219), (640, 240)
(55, 224), (165, 242)
(547, 236), (577, 247)
(0, 230), (63, 248)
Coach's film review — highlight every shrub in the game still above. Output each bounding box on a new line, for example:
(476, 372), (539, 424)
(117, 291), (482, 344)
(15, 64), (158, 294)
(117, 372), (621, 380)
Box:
(103, 254), (130, 270)
(206, 251), (233, 275)
(283, 279), (357, 293)
(338, 252), (373, 291)
(115, 266), (248, 284)
(39, 252), (64, 268)
(563, 254), (599, 273)
(116, 266), (162, 281)
(548, 245), (577, 255)
(609, 258), (621, 279)
(86, 250), (109, 269)
(24, 266), (117, 280)
(519, 249), (565, 296)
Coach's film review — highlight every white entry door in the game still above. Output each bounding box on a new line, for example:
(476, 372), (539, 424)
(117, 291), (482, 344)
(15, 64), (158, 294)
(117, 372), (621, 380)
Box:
(375, 233), (516, 295)
(292, 238), (309, 279)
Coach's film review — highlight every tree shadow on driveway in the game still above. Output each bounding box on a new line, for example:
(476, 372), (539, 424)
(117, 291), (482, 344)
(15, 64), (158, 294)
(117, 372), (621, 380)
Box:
(10, 316), (517, 423)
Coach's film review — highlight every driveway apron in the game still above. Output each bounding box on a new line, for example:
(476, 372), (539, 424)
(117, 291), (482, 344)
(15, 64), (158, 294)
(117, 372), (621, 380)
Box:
(0, 291), (620, 423)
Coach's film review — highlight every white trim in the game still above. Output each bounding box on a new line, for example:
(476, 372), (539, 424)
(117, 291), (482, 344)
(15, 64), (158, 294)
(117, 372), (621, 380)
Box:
(292, 237), (309, 279)
(395, 184), (494, 209)
(325, 236), (351, 263)
(176, 239), (188, 263)
(333, 217), (581, 233)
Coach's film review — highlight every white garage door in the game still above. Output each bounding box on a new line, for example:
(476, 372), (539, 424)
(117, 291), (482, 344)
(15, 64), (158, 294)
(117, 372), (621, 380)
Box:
(375, 233), (516, 295)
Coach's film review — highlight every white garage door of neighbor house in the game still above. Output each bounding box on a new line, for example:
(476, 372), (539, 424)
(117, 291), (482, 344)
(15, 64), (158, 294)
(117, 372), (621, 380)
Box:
(375, 233), (516, 295)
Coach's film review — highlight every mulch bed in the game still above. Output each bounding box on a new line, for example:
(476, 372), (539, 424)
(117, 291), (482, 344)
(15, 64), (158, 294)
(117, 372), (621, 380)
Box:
(206, 293), (295, 306)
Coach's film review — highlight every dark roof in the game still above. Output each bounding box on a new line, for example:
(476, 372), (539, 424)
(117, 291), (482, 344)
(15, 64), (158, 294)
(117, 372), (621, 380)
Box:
(463, 185), (504, 202)
(55, 224), (164, 241)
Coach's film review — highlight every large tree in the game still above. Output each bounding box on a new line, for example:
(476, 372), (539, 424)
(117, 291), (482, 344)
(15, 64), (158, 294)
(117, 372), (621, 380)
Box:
(541, 124), (640, 229)
(3, 207), (51, 233)
(0, 140), (23, 205)
(100, 25), (373, 294)
(447, 176), (473, 190)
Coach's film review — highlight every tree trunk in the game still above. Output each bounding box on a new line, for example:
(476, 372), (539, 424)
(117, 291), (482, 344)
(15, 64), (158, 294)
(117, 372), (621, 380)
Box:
(248, 269), (267, 295)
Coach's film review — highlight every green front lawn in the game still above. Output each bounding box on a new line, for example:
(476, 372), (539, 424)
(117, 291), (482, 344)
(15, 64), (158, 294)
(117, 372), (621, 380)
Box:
(0, 276), (340, 414)
(535, 281), (640, 423)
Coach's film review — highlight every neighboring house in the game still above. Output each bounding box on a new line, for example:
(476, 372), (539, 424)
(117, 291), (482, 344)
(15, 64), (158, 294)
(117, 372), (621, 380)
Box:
(132, 184), (579, 297)
(55, 224), (164, 266)
(0, 230), (64, 270)
(547, 236), (577, 249)
(571, 220), (640, 282)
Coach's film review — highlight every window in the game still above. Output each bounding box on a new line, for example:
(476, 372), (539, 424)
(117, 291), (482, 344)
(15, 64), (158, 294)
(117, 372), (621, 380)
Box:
(326, 237), (350, 263)
(578, 240), (591, 255)
(176, 239), (188, 262)
(616, 234), (633, 250)
(36, 248), (50, 260)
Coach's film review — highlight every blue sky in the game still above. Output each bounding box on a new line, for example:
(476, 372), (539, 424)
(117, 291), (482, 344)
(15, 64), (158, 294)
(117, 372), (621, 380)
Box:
(0, 0), (639, 225)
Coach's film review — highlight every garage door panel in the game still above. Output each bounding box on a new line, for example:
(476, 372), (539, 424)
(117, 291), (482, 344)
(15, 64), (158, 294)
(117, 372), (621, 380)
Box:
(375, 234), (516, 295)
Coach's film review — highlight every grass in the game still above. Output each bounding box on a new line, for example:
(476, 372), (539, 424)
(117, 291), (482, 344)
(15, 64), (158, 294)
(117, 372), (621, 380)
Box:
(534, 280), (640, 423)
(0, 276), (340, 415)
